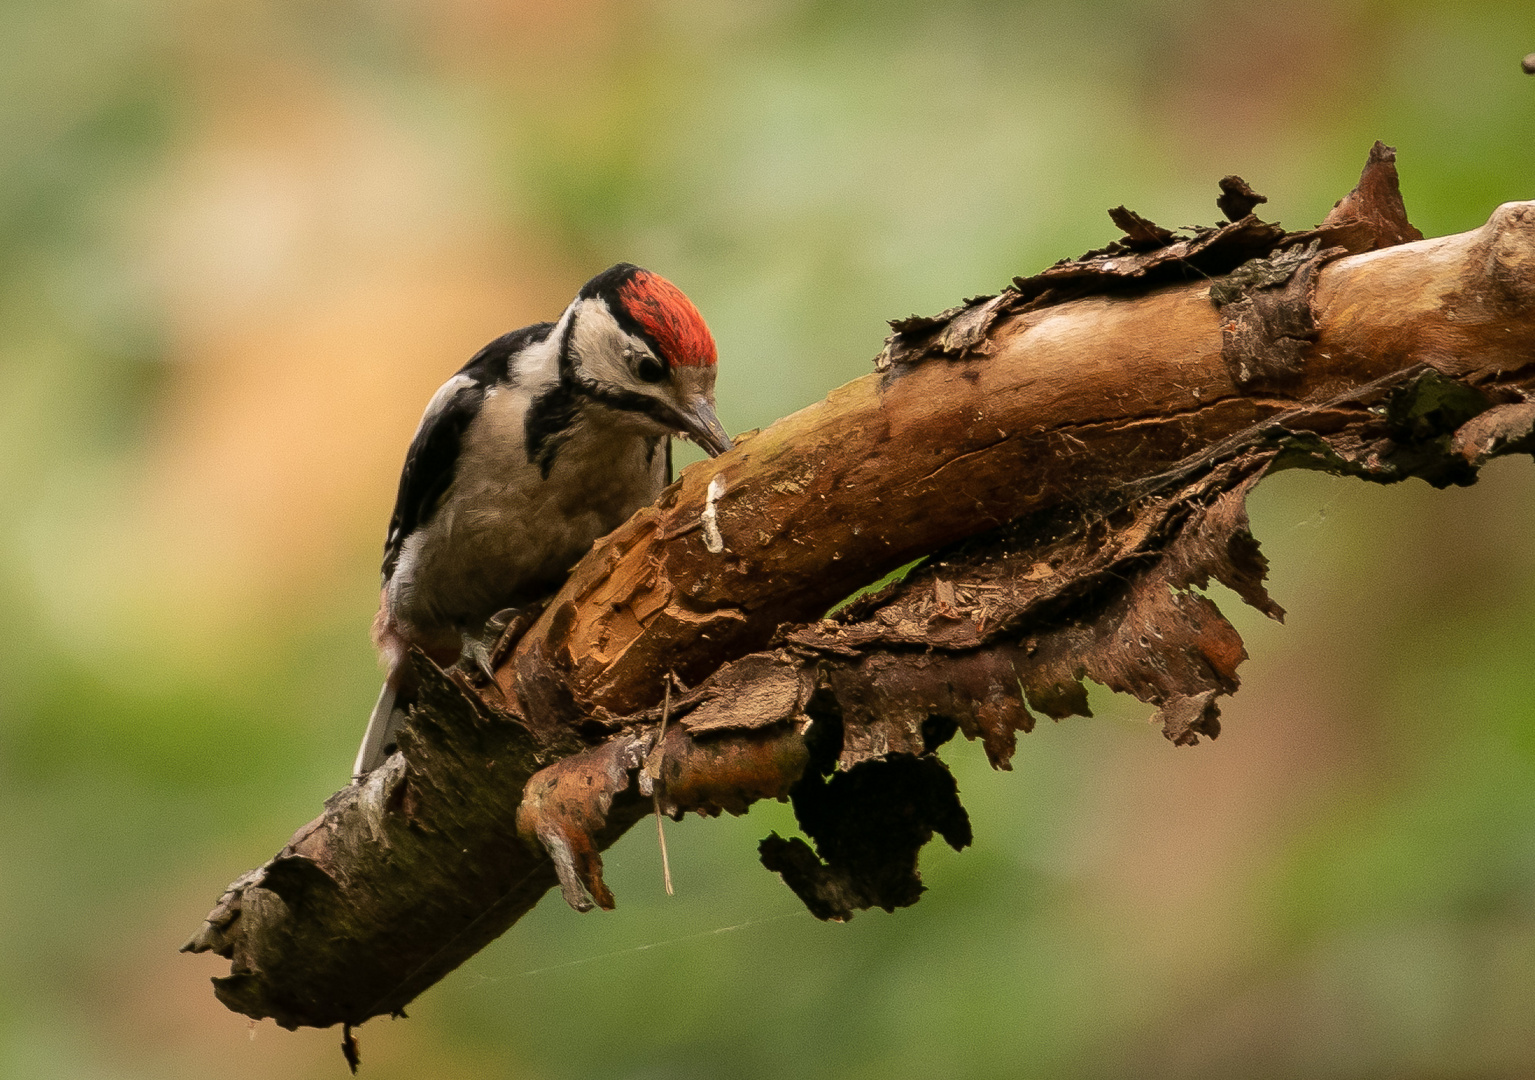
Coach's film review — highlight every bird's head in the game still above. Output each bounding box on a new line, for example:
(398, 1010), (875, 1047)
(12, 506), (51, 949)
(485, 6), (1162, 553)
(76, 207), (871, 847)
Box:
(564, 263), (731, 457)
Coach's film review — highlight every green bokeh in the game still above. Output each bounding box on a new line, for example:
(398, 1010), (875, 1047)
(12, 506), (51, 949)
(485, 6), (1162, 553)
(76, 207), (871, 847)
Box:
(3, 1), (1535, 1077)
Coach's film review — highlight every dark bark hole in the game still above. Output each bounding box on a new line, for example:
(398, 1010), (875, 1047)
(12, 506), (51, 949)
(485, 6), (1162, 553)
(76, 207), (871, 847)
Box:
(760, 689), (972, 920)
(921, 713), (959, 754)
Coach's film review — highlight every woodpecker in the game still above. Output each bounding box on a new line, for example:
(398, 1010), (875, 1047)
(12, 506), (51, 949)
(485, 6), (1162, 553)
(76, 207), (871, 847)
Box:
(352, 264), (730, 779)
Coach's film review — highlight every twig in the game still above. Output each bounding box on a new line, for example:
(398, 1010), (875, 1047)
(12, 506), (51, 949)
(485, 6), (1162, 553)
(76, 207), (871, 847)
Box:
(652, 675), (675, 896)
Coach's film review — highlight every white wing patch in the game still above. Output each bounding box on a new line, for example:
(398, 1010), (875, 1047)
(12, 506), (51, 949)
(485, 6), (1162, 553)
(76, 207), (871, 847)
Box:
(415, 374), (478, 438)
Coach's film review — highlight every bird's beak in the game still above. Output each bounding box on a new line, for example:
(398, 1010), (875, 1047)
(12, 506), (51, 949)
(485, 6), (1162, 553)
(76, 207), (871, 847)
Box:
(675, 397), (732, 458)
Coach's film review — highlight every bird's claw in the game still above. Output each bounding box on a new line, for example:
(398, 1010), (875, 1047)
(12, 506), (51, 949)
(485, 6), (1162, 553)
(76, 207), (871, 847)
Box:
(457, 604), (545, 684)
(488, 603), (547, 668)
(458, 632), (498, 684)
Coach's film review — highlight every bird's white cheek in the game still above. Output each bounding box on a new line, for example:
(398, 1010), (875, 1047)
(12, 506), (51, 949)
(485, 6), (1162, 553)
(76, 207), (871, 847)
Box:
(583, 348), (632, 385)
(569, 303), (632, 383)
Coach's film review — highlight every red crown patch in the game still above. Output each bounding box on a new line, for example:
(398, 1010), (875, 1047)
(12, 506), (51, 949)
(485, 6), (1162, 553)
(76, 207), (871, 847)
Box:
(619, 272), (717, 367)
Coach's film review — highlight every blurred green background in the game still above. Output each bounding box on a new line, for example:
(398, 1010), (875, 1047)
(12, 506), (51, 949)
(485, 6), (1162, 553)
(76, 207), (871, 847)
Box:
(3, 1), (1535, 1076)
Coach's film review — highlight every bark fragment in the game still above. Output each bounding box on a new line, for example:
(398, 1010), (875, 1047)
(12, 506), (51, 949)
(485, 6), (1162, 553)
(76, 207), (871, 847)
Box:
(1302, 140), (1424, 254)
(516, 734), (646, 912)
(1010, 209), (1287, 303)
(1214, 240), (1349, 390)
(878, 292), (1010, 369)
(1217, 175), (1268, 223)
(1108, 205), (1178, 249)
(1452, 402), (1535, 464)
(761, 753), (972, 921)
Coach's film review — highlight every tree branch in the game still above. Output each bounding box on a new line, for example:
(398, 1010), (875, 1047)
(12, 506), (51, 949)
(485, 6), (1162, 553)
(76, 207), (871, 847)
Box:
(184, 144), (1535, 1035)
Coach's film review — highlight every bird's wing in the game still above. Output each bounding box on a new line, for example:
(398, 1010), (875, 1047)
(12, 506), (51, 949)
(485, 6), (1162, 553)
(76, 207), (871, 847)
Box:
(381, 373), (486, 582)
(381, 322), (556, 582)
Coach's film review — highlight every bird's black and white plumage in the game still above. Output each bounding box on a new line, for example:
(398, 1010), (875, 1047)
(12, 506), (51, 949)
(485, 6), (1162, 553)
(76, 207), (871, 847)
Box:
(353, 263), (730, 779)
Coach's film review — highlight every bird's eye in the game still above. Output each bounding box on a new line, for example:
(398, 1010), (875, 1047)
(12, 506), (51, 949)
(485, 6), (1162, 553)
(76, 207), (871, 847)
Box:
(636, 355), (666, 383)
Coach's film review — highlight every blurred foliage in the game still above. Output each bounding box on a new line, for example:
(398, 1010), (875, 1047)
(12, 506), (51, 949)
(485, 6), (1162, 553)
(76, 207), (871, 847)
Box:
(3, 0), (1535, 1077)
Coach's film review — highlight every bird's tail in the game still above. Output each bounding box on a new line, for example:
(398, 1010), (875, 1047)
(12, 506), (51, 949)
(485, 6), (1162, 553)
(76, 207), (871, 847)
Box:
(352, 682), (405, 781)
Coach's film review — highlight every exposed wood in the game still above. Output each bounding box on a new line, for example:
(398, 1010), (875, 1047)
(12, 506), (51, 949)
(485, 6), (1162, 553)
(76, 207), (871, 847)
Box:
(184, 148), (1535, 1034)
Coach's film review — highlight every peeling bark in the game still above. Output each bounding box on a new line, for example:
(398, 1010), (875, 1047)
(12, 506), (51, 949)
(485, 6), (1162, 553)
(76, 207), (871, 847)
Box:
(186, 145), (1535, 1034)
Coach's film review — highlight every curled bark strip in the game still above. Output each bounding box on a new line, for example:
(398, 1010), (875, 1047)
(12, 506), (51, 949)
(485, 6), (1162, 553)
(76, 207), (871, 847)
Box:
(516, 734), (647, 912)
(1452, 402), (1535, 464)
(646, 722), (812, 818)
(187, 145), (1535, 1032)
(808, 456), (1280, 750)
(675, 652), (807, 735)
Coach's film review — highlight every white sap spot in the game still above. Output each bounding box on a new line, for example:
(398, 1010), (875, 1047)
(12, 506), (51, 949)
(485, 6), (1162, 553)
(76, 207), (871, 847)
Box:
(701, 473), (727, 554)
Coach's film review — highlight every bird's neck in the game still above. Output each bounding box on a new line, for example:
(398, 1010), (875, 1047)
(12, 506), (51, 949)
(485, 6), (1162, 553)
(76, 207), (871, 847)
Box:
(510, 339), (563, 394)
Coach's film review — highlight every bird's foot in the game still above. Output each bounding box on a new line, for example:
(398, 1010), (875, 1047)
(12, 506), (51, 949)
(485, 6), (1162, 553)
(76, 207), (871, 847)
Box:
(456, 602), (547, 684)
(486, 602), (547, 668)
(457, 629), (498, 684)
